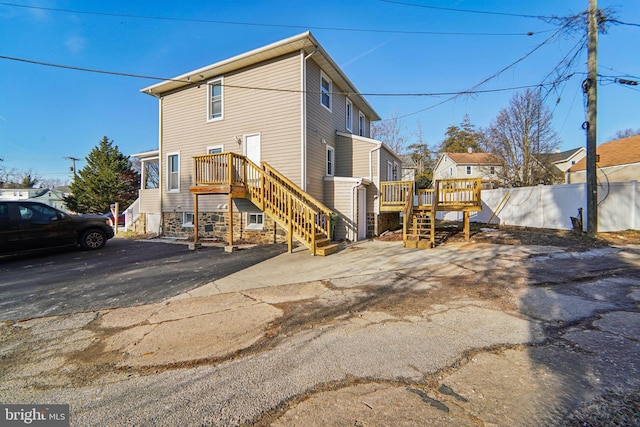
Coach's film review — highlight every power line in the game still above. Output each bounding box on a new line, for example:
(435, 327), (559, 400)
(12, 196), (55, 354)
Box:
(390, 24), (571, 120)
(0, 52), (575, 98)
(378, 0), (564, 20)
(0, 2), (546, 37)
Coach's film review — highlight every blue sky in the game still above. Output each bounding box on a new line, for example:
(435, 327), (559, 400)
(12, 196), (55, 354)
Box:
(0, 0), (638, 184)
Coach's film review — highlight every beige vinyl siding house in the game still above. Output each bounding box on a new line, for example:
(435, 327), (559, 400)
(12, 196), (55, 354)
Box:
(137, 31), (399, 244)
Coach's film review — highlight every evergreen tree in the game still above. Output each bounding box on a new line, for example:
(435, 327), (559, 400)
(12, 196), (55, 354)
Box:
(64, 136), (139, 214)
(438, 115), (484, 153)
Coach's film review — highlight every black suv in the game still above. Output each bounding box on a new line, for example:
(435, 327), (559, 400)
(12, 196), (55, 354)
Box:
(0, 201), (115, 254)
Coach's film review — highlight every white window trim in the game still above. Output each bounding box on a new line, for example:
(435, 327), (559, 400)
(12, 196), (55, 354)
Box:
(466, 166), (472, 175)
(167, 151), (180, 193)
(207, 77), (224, 122)
(246, 213), (264, 230)
(320, 71), (332, 112)
(182, 212), (194, 228)
(387, 161), (393, 181)
(207, 144), (224, 154)
(345, 98), (353, 132)
(393, 161), (399, 181)
(358, 111), (366, 137)
(326, 145), (335, 176)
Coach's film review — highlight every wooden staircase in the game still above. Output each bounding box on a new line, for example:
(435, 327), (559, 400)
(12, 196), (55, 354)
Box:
(190, 153), (339, 256)
(404, 208), (435, 249)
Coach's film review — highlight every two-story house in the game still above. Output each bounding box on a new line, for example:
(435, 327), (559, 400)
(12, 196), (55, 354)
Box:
(134, 32), (401, 252)
(433, 151), (503, 189)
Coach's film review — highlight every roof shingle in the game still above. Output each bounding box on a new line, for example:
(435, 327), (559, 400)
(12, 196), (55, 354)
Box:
(568, 135), (640, 172)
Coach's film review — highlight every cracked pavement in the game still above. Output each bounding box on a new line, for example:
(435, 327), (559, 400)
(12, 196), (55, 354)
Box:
(1, 240), (639, 426)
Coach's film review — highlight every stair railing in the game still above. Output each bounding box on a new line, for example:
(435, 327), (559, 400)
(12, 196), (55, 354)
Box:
(194, 153), (332, 254)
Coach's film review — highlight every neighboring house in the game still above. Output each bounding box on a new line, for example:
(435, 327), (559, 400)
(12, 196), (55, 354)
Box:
(0, 188), (68, 211)
(399, 155), (417, 182)
(433, 152), (503, 188)
(135, 31), (402, 245)
(539, 147), (586, 184)
(566, 135), (640, 183)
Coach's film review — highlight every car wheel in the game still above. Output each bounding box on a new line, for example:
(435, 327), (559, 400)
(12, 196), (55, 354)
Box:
(80, 229), (107, 250)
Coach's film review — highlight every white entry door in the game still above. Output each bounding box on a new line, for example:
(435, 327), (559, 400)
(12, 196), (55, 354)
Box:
(357, 187), (367, 240)
(244, 134), (261, 166)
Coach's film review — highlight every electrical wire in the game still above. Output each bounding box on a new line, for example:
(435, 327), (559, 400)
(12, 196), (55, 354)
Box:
(389, 24), (571, 120)
(378, 0), (558, 20)
(0, 53), (576, 98)
(0, 2), (545, 37)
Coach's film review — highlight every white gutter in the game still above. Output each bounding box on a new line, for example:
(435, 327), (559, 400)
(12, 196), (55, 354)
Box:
(301, 47), (317, 191)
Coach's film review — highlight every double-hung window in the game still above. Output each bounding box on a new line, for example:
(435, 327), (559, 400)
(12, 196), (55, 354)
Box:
(321, 71), (332, 111)
(358, 112), (365, 137)
(345, 99), (353, 132)
(466, 166), (472, 175)
(326, 146), (335, 176)
(167, 153), (180, 192)
(208, 78), (223, 121)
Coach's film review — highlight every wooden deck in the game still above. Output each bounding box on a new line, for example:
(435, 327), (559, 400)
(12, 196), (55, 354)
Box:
(380, 178), (482, 247)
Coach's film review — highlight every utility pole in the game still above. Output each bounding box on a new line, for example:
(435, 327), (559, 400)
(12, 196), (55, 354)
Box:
(585, 0), (598, 238)
(64, 156), (80, 177)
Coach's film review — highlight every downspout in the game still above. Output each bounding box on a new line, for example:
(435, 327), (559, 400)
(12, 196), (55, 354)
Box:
(301, 46), (318, 191)
(351, 179), (363, 241)
(147, 91), (164, 235)
(369, 143), (382, 214)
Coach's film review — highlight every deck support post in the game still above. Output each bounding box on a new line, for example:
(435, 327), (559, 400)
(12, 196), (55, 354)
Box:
(228, 193), (234, 247)
(193, 194), (199, 244)
(463, 211), (470, 241)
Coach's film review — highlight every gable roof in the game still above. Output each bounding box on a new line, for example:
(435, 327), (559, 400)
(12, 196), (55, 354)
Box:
(542, 147), (585, 164)
(444, 152), (502, 165)
(140, 31), (380, 121)
(568, 135), (640, 172)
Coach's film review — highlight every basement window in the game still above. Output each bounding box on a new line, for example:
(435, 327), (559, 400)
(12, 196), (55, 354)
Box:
(247, 213), (264, 230)
(183, 212), (194, 228)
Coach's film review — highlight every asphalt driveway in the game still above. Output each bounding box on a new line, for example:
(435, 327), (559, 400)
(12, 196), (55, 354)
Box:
(0, 238), (287, 321)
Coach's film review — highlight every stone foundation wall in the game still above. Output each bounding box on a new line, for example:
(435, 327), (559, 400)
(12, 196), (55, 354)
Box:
(163, 211), (286, 245)
(376, 212), (401, 235)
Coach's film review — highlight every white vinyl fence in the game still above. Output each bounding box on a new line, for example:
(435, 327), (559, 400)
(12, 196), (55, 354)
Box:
(440, 180), (639, 232)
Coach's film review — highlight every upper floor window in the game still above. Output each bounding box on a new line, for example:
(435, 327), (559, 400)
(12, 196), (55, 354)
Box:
(320, 71), (332, 111)
(167, 152), (180, 192)
(326, 145), (335, 176)
(358, 112), (365, 137)
(490, 166), (495, 174)
(208, 78), (223, 121)
(345, 99), (353, 132)
(466, 166), (472, 175)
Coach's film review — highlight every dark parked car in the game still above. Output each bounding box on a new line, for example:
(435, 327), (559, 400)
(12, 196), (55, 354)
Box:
(0, 201), (115, 254)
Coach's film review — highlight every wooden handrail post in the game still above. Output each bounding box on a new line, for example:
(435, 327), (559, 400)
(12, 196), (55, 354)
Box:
(227, 152), (233, 186)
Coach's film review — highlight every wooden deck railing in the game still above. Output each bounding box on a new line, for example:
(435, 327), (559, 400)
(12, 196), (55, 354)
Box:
(193, 153), (332, 254)
(380, 181), (413, 211)
(380, 178), (482, 212)
(434, 178), (482, 210)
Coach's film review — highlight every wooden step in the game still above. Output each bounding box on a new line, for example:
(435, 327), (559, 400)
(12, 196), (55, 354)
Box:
(316, 243), (339, 256)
